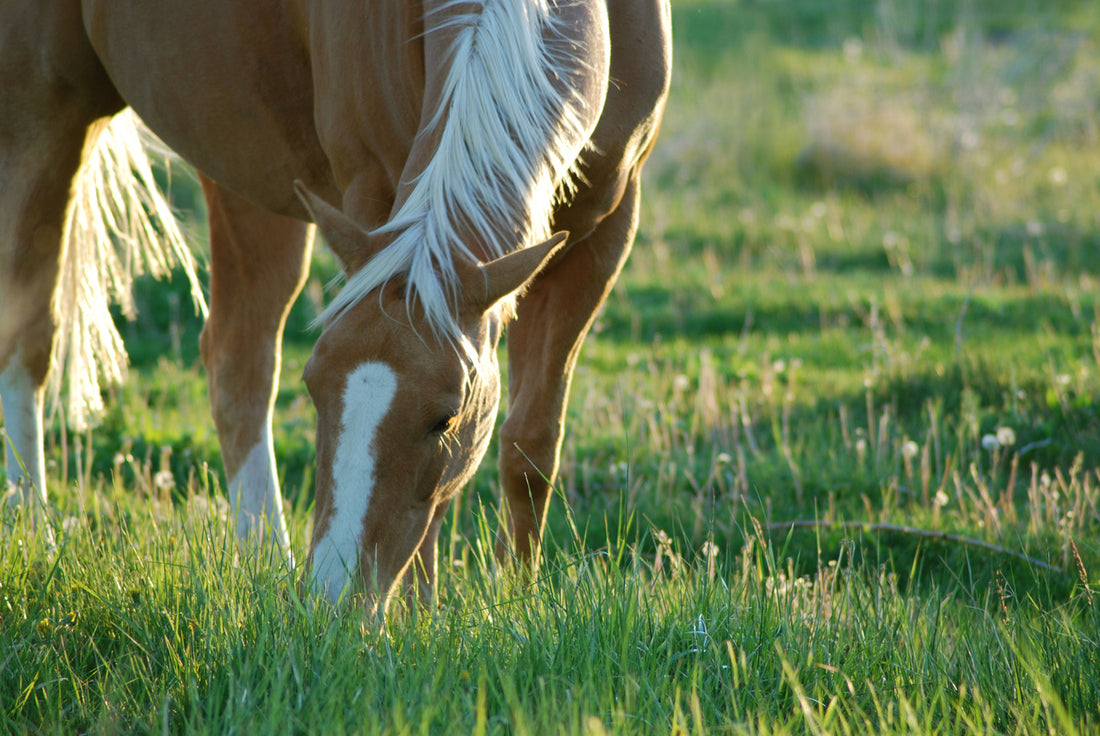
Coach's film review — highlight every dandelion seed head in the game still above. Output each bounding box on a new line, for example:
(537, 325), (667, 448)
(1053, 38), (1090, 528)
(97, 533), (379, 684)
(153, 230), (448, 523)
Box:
(154, 470), (176, 492)
(981, 434), (1000, 451)
(996, 426), (1016, 447)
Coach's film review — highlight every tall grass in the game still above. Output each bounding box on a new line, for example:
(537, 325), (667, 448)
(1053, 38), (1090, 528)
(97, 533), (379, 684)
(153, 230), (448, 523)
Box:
(3, 483), (1097, 734)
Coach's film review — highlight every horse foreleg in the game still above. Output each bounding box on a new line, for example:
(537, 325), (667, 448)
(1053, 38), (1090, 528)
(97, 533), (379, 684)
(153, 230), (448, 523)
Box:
(499, 178), (641, 567)
(199, 176), (313, 566)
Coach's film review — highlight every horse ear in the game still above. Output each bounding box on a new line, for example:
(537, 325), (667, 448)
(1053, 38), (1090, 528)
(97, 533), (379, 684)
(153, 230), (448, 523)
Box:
(475, 231), (570, 308)
(293, 180), (383, 272)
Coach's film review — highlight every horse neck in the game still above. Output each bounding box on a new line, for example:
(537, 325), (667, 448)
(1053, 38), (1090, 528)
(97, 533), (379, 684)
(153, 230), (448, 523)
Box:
(316, 0), (602, 344)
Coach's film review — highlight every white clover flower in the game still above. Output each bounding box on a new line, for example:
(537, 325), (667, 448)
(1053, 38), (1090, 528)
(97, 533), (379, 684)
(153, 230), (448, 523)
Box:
(901, 440), (919, 459)
(673, 374), (691, 392)
(981, 434), (1000, 451)
(934, 490), (950, 507)
(715, 452), (732, 465)
(996, 426), (1016, 447)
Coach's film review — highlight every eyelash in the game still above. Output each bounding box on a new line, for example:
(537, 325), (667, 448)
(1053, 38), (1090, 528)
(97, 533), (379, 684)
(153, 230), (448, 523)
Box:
(431, 410), (458, 435)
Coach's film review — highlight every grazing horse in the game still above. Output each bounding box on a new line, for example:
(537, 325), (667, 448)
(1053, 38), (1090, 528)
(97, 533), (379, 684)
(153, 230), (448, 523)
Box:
(0, 0), (670, 616)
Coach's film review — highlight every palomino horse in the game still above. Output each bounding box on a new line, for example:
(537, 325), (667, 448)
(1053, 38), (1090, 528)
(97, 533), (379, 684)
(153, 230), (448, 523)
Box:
(0, 0), (670, 616)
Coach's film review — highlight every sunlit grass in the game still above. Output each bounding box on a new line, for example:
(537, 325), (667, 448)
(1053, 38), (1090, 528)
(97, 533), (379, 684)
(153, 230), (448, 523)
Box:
(3, 485), (1096, 734)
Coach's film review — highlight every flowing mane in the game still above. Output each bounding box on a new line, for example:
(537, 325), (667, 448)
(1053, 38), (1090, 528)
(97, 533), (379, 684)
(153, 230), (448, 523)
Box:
(318, 0), (591, 342)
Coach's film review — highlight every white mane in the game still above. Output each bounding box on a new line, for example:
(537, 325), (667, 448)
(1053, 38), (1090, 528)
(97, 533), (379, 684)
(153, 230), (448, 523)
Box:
(318, 0), (591, 343)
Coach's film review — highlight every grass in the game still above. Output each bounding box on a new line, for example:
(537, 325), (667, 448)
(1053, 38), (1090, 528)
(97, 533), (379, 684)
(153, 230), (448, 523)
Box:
(3, 498), (1098, 734)
(3, 0), (1100, 733)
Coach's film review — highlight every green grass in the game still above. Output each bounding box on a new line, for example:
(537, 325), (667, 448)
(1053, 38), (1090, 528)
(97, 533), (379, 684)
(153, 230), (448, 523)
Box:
(4, 0), (1100, 733)
(3, 499), (1098, 734)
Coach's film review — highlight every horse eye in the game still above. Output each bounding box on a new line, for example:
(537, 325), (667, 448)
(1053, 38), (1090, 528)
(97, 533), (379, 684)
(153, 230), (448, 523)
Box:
(430, 410), (458, 435)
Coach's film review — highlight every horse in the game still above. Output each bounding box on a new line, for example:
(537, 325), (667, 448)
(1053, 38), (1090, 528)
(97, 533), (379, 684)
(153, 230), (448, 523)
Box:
(0, 0), (670, 617)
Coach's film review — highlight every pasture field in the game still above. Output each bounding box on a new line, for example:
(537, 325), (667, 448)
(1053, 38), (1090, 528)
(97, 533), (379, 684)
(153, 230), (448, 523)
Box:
(3, 1), (1100, 733)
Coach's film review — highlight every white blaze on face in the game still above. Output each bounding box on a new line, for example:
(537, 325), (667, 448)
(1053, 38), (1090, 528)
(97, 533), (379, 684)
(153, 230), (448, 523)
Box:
(311, 362), (397, 603)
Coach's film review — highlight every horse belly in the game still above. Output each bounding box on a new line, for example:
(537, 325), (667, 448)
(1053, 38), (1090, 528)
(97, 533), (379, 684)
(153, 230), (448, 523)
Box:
(82, 0), (338, 216)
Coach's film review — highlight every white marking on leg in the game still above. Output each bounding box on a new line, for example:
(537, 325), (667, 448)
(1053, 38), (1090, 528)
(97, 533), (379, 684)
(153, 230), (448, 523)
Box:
(0, 351), (47, 509)
(227, 422), (294, 566)
(311, 362), (397, 603)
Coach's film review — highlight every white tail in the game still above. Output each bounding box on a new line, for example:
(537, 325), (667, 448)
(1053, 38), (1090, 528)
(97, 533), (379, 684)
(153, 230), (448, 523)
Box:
(51, 109), (207, 431)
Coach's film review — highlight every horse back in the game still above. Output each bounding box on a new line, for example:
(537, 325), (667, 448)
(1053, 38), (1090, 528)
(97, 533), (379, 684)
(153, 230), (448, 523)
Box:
(79, 0), (339, 215)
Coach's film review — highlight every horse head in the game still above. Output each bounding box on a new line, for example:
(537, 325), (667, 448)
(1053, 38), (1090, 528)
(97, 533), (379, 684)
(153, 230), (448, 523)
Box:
(295, 183), (566, 618)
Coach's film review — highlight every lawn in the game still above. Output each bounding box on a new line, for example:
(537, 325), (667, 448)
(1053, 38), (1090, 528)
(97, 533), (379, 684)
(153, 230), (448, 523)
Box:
(2, 1), (1099, 733)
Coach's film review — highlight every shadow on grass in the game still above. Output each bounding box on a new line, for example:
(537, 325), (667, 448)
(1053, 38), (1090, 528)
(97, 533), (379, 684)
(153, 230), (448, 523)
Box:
(548, 355), (1098, 608)
(673, 0), (1097, 70)
(598, 276), (1098, 346)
